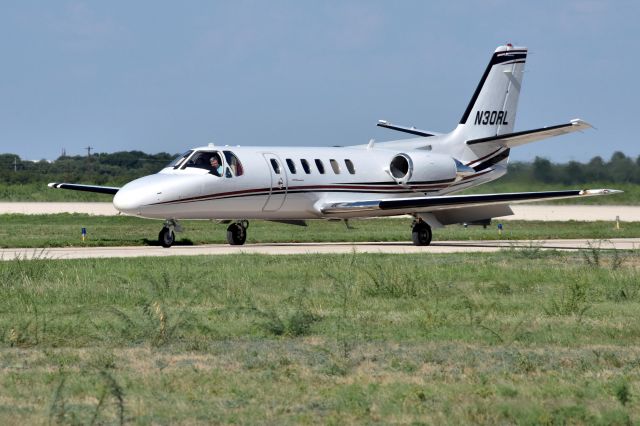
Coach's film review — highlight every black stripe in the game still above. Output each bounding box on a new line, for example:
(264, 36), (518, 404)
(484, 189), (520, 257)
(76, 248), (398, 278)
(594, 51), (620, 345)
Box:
(459, 50), (527, 124)
(473, 149), (510, 172)
(379, 190), (581, 210)
(154, 186), (453, 206)
(344, 178), (455, 185)
(466, 123), (573, 145)
(51, 183), (119, 195)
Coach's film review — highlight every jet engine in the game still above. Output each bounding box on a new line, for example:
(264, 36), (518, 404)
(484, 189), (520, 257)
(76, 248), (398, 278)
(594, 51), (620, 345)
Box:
(387, 152), (471, 186)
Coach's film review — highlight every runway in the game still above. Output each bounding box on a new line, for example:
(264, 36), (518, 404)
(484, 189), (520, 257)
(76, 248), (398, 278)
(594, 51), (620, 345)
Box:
(1, 202), (639, 221)
(2, 238), (638, 260)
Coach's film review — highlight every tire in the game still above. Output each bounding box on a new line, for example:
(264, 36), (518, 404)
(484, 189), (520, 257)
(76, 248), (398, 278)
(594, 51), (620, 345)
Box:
(411, 222), (432, 246)
(226, 223), (247, 245)
(159, 227), (175, 248)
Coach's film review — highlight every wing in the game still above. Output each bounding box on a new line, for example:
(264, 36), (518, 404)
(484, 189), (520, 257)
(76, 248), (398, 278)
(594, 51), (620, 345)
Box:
(320, 189), (621, 224)
(466, 119), (591, 148)
(48, 182), (120, 195)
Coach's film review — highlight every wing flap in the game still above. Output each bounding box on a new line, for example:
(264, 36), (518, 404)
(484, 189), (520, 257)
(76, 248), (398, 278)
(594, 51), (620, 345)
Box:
(48, 183), (120, 195)
(466, 119), (592, 148)
(321, 189), (621, 215)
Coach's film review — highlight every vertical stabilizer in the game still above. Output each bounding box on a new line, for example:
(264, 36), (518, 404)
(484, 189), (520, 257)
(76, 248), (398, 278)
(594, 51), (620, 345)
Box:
(457, 44), (527, 140)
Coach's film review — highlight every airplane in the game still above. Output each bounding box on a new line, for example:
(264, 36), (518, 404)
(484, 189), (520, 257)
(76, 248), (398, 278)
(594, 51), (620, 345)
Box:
(49, 44), (620, 247)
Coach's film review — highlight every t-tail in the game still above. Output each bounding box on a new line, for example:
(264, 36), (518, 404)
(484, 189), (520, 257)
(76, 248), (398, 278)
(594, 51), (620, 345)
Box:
(448, 44), (527, 163)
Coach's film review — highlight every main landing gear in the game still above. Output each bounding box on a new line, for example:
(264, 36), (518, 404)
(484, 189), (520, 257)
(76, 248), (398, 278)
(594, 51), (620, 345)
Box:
(159, 219), (182, 248)
(411, 220), (432, 246)
(226, 220), (248, 245)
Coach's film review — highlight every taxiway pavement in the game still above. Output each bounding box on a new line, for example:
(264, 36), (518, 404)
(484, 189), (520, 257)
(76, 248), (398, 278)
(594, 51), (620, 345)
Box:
(2, 238), (638, 260)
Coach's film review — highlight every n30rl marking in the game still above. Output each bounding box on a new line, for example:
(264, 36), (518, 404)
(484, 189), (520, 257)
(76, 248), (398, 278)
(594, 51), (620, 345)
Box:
(475, 110), (509, 125)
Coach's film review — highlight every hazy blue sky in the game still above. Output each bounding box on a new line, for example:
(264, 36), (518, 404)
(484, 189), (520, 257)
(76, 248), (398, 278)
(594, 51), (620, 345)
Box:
(0, 1), (637, 162)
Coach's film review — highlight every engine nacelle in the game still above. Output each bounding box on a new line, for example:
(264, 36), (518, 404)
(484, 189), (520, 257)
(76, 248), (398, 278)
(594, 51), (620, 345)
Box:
(387, 152), (459, 186)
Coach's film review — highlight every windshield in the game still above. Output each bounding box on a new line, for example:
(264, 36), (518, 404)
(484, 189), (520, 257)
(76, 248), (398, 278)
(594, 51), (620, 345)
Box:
(167, 150), (193, 168)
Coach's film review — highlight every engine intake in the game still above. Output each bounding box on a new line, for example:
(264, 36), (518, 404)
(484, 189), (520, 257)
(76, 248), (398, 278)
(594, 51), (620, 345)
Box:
(389, 154), (412, 184)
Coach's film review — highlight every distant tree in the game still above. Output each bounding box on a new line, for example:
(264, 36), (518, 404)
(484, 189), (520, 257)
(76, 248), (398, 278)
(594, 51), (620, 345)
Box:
(532, 157), (554, 183)
(608, 151), (634, 183)
(562, 161), (585, 184)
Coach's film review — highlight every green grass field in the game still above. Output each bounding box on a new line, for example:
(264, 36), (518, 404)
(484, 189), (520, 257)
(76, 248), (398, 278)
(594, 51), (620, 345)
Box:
(1, 251), (639, 424)
(0, 214), (638, 248)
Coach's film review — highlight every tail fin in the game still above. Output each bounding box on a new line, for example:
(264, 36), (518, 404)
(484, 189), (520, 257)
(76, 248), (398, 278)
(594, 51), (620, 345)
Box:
(456, 44), (527, 140)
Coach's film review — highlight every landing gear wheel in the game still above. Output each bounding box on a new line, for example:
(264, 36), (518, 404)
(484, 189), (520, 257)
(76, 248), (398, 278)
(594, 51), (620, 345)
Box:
(227, 223), (247, 245)
(412, 222), (432, 246)
(159, 227), (175, 248)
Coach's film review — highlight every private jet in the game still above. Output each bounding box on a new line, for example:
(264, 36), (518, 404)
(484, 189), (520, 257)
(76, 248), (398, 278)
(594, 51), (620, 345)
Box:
(49, 44), (620, 247)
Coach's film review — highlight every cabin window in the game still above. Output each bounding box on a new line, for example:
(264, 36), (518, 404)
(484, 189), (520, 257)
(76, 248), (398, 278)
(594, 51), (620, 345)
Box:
(286, 158), (297, 174)
(300, 159), (311, 174)
(168, 150), (193, 168)
(314, 159), (325, 174)
(345, 159), (355, 174)
(223, 151), (244, 177)
(270, 158), (281, 174)
(330, 159), (340, 174)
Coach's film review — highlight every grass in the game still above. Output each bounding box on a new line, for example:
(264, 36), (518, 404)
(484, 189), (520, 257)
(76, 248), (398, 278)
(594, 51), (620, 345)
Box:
(0, 214), (639, 248)
(1, 250), (640, 423)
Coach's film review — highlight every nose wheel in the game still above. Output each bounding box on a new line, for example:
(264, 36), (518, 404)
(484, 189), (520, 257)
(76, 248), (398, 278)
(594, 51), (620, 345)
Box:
(159, 227), (175, 248)
(158, 219), (182, 248)
(411, 221), (432, 246)
(227, 221), (248, 245)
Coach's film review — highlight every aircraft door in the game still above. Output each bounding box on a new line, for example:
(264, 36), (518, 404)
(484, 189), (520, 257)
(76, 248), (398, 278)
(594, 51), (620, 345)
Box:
(262, 153), (288, 211)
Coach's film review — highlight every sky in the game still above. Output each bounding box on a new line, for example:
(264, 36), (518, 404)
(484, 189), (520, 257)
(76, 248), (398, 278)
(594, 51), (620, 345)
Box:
(0, 0), (638, 163)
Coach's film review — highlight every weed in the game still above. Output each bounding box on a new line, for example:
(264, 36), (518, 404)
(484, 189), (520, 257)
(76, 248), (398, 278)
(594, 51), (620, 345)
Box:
(48, 369), (125, 426)
(508, 241), (545, 259)
(545, 279), (591, 321)
(361, 263), (419, 298)
(97, 370), (125, 426)
(0, 249), (51, 287)
(326, 253), (358, 359)
(613, 379), (631, 406)
(48, 373), (67, 425)
(581, 241), (602, 267)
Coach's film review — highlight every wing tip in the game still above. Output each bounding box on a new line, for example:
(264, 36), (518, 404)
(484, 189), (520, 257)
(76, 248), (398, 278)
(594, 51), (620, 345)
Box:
(580, 188), (623, 196)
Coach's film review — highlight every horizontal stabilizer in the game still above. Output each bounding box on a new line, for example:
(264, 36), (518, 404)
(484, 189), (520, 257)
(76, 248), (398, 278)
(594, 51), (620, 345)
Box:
(321, 189), (621, 215)
(377, 120), (439, 137)
(466, 119), (592, 148)
(48, 182), (120, 195)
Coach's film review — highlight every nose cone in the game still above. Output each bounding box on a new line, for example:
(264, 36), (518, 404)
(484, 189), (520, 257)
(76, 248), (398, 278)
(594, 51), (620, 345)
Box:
(113, 175), (163, 215)
(113, 187), (140, 214)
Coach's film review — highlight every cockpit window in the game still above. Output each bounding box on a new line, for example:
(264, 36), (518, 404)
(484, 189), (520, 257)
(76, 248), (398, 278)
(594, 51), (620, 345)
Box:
(223, 151), (244, 177)
(168, 150), (193, 168)
(181, 151), (225, 177)
(178, 150), (243, 178)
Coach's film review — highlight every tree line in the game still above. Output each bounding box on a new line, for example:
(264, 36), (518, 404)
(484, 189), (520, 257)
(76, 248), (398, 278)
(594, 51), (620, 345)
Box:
(0, 150), (639, 185)
(0, 151), (175, 186)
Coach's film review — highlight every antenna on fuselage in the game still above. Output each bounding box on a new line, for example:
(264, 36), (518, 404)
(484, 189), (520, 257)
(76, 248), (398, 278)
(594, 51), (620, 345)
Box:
(367, 139), (375, 150)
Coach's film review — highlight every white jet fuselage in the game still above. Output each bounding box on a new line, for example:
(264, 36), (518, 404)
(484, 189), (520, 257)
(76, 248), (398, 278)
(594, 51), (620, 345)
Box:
(113, 144), (505, 220)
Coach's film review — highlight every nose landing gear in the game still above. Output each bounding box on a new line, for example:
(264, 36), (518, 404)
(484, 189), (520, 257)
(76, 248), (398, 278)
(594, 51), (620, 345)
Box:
(159, 219), (182, 248)
(411, 220), (432, 246)
(227, 220), (248, 245)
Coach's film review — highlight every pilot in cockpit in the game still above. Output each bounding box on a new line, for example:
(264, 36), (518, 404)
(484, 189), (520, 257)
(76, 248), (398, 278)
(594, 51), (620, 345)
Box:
(209, 155), (223, 176)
